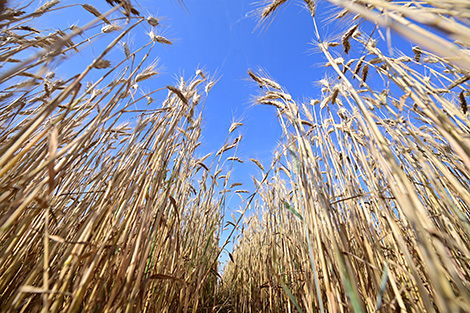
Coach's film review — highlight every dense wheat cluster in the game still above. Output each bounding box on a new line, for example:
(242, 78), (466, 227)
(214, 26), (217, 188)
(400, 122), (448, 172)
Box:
(0, 1), (237, 311)
(220, 0), (470, 312)
(1, 0), (470, 312)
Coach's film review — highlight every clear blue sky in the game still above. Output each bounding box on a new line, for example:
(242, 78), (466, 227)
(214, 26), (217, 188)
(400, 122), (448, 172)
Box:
(145, 0), (324, 170)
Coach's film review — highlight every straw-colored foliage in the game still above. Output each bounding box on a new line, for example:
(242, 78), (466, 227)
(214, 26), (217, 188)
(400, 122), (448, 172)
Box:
(1, 1), (470, 313)
(0, 1), (240, 312)
(221, 1), (470, 312)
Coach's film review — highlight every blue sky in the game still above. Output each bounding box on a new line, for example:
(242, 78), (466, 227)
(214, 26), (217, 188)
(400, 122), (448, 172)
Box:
(148, 0), (322, 164)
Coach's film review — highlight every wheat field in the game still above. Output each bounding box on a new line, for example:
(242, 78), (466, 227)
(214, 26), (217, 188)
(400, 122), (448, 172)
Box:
(1, 0), (470, 312)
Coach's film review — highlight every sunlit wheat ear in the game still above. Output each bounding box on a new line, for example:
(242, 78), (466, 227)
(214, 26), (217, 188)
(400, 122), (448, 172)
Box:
(247, 68), (265, 87)
(155, 35), (172, 45)
(135, 61), (160, 83)
(216, 140), (239, 156)
(303, 0), (315, 17)
(342, 24), (359, 54)
(93, 59), (111, 69)
(235, 190), (250, 194)
(187, 77), (204, 92)
(227, 157), (244, 163)
(325, 56), (344, 67)
(229, 121), (243, 133)
(121, 41), (131, 57)
(247, 68), (281, 90)
(82, 4), (111, 24)
(147, 15), (159, 27)
(196, 69), (206, 79)
(167, 85), (187, 104)
(102, 24), (122, 33)
(203, 81), (215, 94)
(261, 0), (288, 19)
(459, 91), (467, 115)
(361, 64), (369, 83)
(148, 29), (172, 45)
(230, 182), (243, 188)
(34, 0), (60, 16)
(250, 158), (265, 172)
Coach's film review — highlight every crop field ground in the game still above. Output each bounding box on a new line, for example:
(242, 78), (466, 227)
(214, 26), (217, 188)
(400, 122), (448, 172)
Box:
(0, 0), (470, 312)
